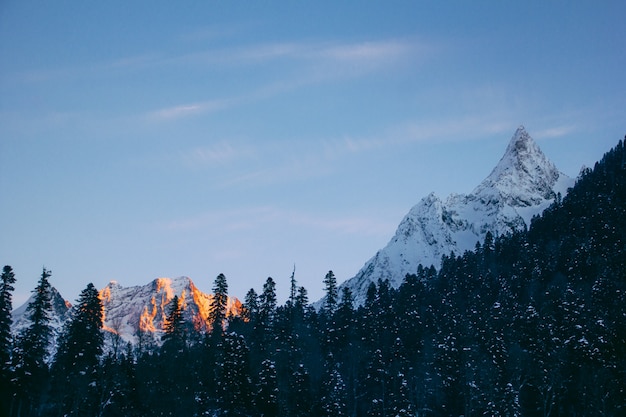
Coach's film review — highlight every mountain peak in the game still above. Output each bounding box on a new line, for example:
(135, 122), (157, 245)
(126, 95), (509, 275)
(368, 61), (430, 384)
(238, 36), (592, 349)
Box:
(504, 125), (541, 162)
(474, 127), (563, 207)
(329, 126), (574, 306)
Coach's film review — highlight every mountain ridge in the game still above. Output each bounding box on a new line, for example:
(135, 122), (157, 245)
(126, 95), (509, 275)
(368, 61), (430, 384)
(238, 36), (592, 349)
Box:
(11, 276), (243, 347)
(334, 126), (575, 306)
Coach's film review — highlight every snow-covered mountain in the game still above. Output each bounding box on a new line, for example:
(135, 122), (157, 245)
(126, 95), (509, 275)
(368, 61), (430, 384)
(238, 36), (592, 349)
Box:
(99, 276), (243, 345)
(11, 276), (243, 347)
(339, 126), (574, 305)
(11, 286), (72, 334)
(11, 287), (72, 358)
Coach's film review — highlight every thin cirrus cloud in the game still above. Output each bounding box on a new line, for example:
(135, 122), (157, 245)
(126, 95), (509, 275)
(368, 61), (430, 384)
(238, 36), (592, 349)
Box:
(178, 38), (422, 69)
(145, 98), (236, 122)
(321, 115), (516, 159)
(119, 37), (429, 125)
(534, 125), (576, 139)
(179, 142), (257, 168)
(5, 36), (426, 90)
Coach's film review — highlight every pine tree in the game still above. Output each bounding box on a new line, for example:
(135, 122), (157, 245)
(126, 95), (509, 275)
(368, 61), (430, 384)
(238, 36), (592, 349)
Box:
(51, 282), (104, 416)
(288, 264), (297, 308)
(161, 294), (186, 354)
(320, 357), (347, 417)
(12, 267), (54, 416)
(0, 265), (16, 417)
(364, 348), (389, 417)
(209, 273), (229, 336)
(259, 277), (277, 324)
(289, 363), (312, 417)
(242, 288), (259, 323)
(0, 266), (16, 370)
(217, 332), (252, 415)
(295, 286), (309, 312)
(335, 287), (354, 350)
(391, 373), (414, 417)
(322, 270), (338, 316)
(255, 358), (279, 416)
(259, 277), (277, 333)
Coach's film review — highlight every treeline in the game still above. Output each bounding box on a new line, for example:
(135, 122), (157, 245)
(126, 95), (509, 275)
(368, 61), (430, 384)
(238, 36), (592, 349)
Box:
(1, 138), (625, 416)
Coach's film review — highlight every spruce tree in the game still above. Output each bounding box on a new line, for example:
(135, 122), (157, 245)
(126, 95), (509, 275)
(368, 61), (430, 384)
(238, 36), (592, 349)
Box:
(259, 276), (277, 332)
(12, 267), (54, 415)
(255, 277), (277, 358)
(295, 286), (309, 310)
(52, 282), (104, 416)
(320, 357), (347, 417)
(217, 332), (252, 415)
(209, 273), (228, 336)
(0, 266), (16, 374)
(259, 277), (277, 323)
(161, 294), (186, 354)
(242, 288), (259, 323)
(0, 265), (16, 417)
(322, 270), (338, 316)
(335, 287), (354, 351)
(290, 363), (312, 417)
(255, 358), (279, 416)
(288, 265), (297, 308)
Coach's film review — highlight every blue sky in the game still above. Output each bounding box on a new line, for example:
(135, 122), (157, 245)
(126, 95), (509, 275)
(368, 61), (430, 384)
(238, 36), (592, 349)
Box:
(1, 1), (625, 306)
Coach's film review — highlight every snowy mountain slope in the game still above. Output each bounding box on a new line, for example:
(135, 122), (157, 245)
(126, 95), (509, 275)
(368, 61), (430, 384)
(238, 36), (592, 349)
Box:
(11, 287), (72, 358)
(11, 276), (243, 347)
(99, 276), (243, 344)
(11, 286), (72, 335)
(337, 126), (574, 306)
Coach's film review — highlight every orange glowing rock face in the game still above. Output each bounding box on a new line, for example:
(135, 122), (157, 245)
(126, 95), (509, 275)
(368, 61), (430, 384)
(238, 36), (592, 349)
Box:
(98, 276), (243, 344)
(138, 299), (158, 333)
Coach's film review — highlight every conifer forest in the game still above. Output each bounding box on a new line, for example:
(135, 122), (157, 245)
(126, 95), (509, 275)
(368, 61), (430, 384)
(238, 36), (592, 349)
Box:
(1, 139), (625, 416)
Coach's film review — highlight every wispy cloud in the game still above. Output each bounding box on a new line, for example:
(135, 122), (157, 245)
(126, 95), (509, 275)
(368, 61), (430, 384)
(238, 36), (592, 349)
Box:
(4, 35), (430, 89)
(534, 125), (576, 139)
(179, 142), (257, 167)
(321, 115), (516, 161)
(196, 38), (417, 69)
(146, 99), (235, 121)
(313, 40), (417, 66)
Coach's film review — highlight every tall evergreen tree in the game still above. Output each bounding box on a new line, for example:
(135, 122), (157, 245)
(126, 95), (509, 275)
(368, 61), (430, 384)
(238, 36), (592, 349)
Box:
(288, 265), (297, 308)
(209, 273), (229, 336)
(320, 357), (347, 417)
(295, 286), (309, 312)
(51, 282), (104, 416)
(255, 358), (279, 417)
(259, 277), (277, 333)
(217, 332), (253, 415)
(289, 363), (312, 417)
(0, 266), (16, 368)
(322, 270), (338, 316)
(161, 294), (186, 354)
(12, 267), (54, 416)
(242, 288), (259, 323)
(0, 265), (16, 417)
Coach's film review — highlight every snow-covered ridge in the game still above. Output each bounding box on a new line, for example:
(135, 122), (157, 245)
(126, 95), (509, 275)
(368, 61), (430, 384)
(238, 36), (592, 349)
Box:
(99, 276), (242, 344)
(336, 126), (574, 306)
(11, 287), (72, 349)
(12, 276), (243, 346)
